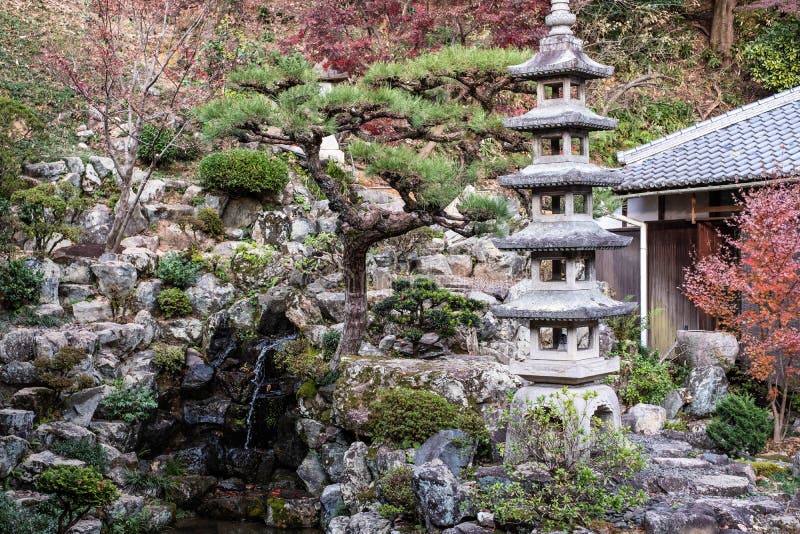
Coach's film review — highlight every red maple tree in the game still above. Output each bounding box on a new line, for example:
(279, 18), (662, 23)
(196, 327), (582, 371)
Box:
(285, 0), (548, 75)
(683, 184), (800, 443)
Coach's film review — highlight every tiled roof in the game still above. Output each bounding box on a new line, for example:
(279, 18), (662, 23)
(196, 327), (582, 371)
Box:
(614, 86), (800, 194)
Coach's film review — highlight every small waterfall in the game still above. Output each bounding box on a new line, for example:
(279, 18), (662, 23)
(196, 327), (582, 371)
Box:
(244, 333), (295, 449)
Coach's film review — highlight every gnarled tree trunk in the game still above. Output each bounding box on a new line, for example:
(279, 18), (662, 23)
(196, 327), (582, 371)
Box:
(332, 238), (371, 368)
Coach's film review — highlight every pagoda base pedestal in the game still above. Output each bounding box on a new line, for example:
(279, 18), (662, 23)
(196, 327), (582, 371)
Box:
(509, 356), (619, 384)
(504, 383), (621, 464)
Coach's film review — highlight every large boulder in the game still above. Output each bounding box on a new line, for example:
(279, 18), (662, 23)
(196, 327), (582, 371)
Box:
(252, 211), (289, 246)
(23, 161), (67, 180)
(623, 404), (667, 435)
(185, 274), (235, 317)
(90, 260), (138, 300)
(332, 356), (519, 434)
(0, 436), (28, 478)
(0, 409), (35, 439)
(32, 421), (95, 449)
(62, 385), (113, 426)
(413, 459), (469, 529)
(340, 441), (372, 513)
(222, 197), (263, 229)
(686, 366), (728, 416)
(414, 430), (476, 478)
(412, 254), (453, 276)
(265, 495), (320, 529)
(676, 330), (739, 369)
(73, 299), (114, 323)
(79, 204), (113, 244)
(297, 451), (328, 496)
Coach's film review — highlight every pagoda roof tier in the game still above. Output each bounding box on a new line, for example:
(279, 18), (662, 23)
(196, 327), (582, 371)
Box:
(491, 287), (636, 321)
(494, 221), (632, 251)
(503, 104), (617, 133)
(499, 162), (623, 189)
(508, 35), (613, 81)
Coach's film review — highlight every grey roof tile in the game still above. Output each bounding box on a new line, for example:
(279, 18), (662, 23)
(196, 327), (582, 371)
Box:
(614, 88), (800, 193)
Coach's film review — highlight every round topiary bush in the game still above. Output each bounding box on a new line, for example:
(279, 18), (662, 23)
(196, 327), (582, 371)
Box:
(155, 252), (202, 289)
(195, 207), (224, 237)
(157, 288), (192, 318)
(199, 149), (290, 195)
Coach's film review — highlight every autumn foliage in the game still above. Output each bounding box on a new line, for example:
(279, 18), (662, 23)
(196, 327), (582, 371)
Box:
(285, 0), (549, 74)
(683, 184), (800, 442)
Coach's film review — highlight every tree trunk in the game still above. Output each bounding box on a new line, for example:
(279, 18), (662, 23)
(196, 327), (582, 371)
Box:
(105, 181), (132, 252)
(331, 239), (370, 369)
(710, 0), (736, 62)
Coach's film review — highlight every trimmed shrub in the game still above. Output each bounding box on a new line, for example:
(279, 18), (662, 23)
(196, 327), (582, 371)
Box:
(0, 492), (56, 534)
(199, 149), (289, 195)
(155, 252), (202, 288)
(37, 465), (119, 534)
(152, 344), (185, 375)
(617, 346), (678, 406)
(52, 438), (109, 472)
(33, 347), (89, 393)
(195, 207), (224, 237)
(99, 382), (158, 425)
(707, 392), (771, 456)
(368, 387), (485, 447)
(157, 288), (192, 318)
(0, 258), (42, 310)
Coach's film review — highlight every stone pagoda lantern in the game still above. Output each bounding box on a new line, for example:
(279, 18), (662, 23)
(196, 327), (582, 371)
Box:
(491, 0), (635, 429)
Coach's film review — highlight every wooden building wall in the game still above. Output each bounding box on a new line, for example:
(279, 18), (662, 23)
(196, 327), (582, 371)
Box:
(596, 222), (717, 355)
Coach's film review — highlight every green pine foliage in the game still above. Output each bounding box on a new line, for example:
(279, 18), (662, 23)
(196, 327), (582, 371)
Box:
(0, 258), (42, 310)
(372, 278), (485, 358)
(194, 207), (224, 237)
(136, 124), (197, 166)
(707, 392), (772, 456)
(157, 288), (192, 318)
(199, 149), (289, 195)
(11, 182), (85, 255)
(0, 492), (56, 534)
(322, 328), (341, 359)
(37, 465), (119, 534)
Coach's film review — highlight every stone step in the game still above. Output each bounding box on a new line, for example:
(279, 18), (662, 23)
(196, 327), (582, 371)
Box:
(694, 474), (751, 497)
(652, 457), (711, 469)
(647, 439), (693, 458)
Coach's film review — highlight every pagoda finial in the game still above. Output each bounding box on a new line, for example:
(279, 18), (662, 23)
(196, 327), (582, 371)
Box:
(545, 0), (576, 36)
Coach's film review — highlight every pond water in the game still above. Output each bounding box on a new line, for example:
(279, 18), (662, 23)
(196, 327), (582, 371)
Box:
(167, 518), (322, 534)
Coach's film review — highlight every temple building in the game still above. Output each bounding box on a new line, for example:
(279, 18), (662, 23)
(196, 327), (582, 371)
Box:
(491, 0), (635, 428)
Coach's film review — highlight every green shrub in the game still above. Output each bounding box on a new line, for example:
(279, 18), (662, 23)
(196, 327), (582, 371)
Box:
(199, 149), (290, 195)
(749, 461), (788, 478)
(137, 124), (197, 166)
(0, 258), (42, 310)
(195, 207), (224, 237)
(105, 509), (157, 534)
(372, 278), (485, 358)
(476, 388), (647, 530)
(155, 252), (202, 288)
(0, 492), (57, 534)
(11, 182), (86, 255)
(99, 382), (158, 425)
(707, 392), (771, 456)
(52, 438), (109, 472)
(274, 337), (327, 382)
(123, 470), (178, 500)
(37, 465), (119, 534)
(368, 387), (485, 447)
(157, 288), (192, 318)
(743, 20), (800, 91)
(152, 344), (185, 375)
(616, 346), (677, 406)
(322, 328), (341, 359)
(377, 465), (417, 519)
